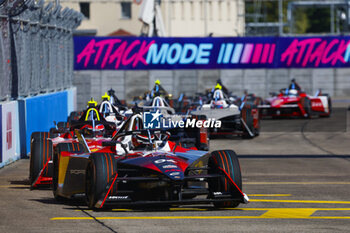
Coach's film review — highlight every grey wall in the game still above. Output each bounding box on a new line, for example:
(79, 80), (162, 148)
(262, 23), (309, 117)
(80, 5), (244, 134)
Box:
(73, 68), (350, 110)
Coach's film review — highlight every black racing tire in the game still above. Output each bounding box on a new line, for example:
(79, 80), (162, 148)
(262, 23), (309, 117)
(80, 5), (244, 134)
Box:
(29, 132), (53, 187)
(53, 142), (85, 201)
(68, 111), (83, 122)
(327, 96), (332, 117)
(208, 150), (242, 208)
(85, 153), (116, 209)
(301, 97), (312, 118)
(31, 131), (55, 140)
(241, 105), (254, 139)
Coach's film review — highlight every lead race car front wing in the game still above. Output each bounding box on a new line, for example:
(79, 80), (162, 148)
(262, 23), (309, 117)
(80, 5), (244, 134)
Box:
(95, 170), (249, 209)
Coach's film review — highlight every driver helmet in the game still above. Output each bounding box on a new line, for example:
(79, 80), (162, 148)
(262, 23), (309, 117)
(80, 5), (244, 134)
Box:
(131, 133), (154, 149)
(289, 89), (298, 96)
(215, 83), (222, 90)
(155, 79), (161, 85)
(81, 124), (105, 138)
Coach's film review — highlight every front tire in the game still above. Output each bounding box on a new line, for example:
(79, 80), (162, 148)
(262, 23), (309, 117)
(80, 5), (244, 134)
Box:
(29, 132), (53, 187)
(85, 153), (116, 209)
(208, 150), (242, 208)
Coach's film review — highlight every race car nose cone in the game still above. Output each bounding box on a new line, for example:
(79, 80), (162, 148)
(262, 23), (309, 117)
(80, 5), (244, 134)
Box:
(156, 162), (184, 180)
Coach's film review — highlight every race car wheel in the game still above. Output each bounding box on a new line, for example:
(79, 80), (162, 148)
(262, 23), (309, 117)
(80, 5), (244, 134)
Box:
(301, 97), (312, 118)
(53, 142), (85, 201)
(57, 121), (70, 130)
(29, 132), (53, 186)
(85, 153), (116, 209)
(327, 96), (332, 117)
(241, 105), (254, 139)
(68, 111), (83, 122)
(208, 150), (242, 208)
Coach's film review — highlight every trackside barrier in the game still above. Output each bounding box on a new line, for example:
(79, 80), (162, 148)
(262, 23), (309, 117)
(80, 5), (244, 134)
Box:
(0, 88), (77, 168)
(0, 101), (19, 168)
(67, 87), (77, 116)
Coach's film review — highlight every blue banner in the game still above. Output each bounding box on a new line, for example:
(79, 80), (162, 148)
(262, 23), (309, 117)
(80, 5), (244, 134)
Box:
(74, 36), (350, 70)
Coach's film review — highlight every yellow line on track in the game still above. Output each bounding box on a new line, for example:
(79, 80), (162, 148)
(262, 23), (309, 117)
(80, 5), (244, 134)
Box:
(0, 185), (28, 188)
(51, 216), (350, 220)
(250, 199), (350, 204)
(55, 208), (350, 220)
(245, 182), (350, 185)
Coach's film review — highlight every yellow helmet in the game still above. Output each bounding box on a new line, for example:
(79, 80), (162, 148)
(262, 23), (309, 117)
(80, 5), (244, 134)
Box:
(101, 92), (110, 101)
(87, 98), (97, 107)
(215, 83), (222, 90)
(155, 79), (161, 85)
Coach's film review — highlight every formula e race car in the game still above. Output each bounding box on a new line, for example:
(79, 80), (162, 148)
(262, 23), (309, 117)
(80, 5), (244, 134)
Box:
(137, 94), (210, 151)
(29, 103), (118, 188)
(191, 88), (260, 138)
(52, 116), (249, 209)
(259, 88), (332, 118)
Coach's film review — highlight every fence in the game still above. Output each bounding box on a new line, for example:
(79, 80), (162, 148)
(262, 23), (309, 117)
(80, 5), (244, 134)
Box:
(0, 0), (83, 100)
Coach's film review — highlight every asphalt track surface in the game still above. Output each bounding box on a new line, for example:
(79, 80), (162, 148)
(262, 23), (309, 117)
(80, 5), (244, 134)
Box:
(1, 109), (350, 232)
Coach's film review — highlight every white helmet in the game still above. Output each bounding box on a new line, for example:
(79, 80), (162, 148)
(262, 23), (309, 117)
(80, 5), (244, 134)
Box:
(289, 89), (298, 96)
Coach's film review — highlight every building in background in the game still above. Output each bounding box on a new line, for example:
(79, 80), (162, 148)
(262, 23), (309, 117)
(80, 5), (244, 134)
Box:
(60, 0), (245, 36)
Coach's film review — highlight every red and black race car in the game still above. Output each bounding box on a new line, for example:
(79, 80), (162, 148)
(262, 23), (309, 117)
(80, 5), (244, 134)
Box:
(29, 103), (118, 188)
(259, 88), (332, 118)
(53, 113), (249, 209)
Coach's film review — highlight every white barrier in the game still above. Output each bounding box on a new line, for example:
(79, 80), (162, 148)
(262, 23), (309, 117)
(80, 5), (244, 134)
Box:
(0, 89), (77, 168)
(0, 101), (19, 168)
(67, 87), (77, 116)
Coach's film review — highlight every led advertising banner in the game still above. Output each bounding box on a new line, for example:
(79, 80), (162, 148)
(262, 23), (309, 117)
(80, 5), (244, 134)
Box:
(74, 36), (350, 70)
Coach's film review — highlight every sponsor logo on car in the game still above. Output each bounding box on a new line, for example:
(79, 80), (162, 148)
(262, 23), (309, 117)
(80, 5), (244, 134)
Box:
(108, 196), (129, 200)
(143, 110), (221, 129)
(70, 170), (85, 175)
(162, 164), (178, 169)
(154, 159), (176, 164)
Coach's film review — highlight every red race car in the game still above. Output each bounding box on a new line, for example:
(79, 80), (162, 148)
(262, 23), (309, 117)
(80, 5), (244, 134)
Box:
(29, 101), (118, 188)
(53, 112), (249, 209)
(260, 88), (332, 118)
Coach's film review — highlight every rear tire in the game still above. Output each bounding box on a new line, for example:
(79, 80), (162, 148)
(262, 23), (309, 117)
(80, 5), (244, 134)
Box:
(301, 97), (312, 118)
(241, 105), (254, 139)
(53, 142), (85, 201)
(29, 132), (53, 187)
(85, 153), (116, 209)
(208, 150), (242, 208)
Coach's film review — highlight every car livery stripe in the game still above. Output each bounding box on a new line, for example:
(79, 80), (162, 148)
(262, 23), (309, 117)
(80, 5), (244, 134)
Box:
(100, 173), (118, 208)
(218, 167), (244, 197)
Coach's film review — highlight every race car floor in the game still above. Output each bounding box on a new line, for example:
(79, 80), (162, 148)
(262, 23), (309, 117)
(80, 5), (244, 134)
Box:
(1, 116), (350, 232)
